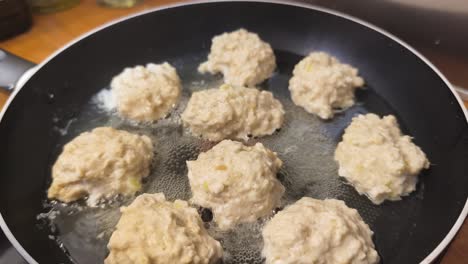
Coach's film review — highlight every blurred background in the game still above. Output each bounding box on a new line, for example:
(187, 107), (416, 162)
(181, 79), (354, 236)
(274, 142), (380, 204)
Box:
(0, 0), (467, 263)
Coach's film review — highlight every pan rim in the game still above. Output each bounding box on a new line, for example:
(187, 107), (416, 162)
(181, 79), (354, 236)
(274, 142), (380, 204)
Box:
(0, 1), (466, 263)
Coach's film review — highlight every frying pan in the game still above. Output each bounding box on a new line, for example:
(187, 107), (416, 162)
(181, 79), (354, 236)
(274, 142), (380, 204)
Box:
(0, 1), (467, 263)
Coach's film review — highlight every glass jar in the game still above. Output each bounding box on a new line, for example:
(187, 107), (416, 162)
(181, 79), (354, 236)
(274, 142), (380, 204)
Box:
(0, 0), (32, 40)
(97, 0), (142, 8)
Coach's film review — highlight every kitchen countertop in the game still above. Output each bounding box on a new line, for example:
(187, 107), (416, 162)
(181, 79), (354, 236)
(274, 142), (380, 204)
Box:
(0, 0), (466, 263)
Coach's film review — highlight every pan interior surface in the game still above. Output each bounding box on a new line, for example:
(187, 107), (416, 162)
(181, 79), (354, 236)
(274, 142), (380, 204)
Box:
(38, 50), (412, 264)
(0, 2), (467, 264)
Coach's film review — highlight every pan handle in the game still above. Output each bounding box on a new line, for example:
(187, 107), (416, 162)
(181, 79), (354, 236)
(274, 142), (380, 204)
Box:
(0, 49), (35, 92)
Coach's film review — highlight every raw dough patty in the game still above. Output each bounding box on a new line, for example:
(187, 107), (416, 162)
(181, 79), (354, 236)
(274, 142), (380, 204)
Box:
(187, 140), (284, 230)
(262, 197), (379, 264)
(105, 193), (223, 264)
(334, 114), (430, 204)
(111, 62), (181, 122)
(48, 127), (153, 206)
(181, 84), (284, 141)
(289, 52), (364, 119)
(199, 28), (276, 87)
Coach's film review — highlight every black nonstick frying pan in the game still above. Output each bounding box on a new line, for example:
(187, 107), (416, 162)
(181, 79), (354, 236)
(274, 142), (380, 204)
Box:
(0, 1), (467, 263)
